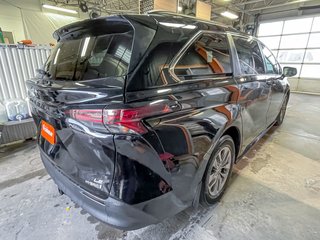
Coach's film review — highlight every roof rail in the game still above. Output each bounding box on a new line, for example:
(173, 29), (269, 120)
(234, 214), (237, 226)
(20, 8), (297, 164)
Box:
(146, 10), (231, 29)
(147, 10), (177, 15)
(147, 10), (195, 19)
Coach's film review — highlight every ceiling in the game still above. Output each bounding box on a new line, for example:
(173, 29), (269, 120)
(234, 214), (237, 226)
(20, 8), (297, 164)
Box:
(46, 0), (140, 14)
(45, 0), (320, 24)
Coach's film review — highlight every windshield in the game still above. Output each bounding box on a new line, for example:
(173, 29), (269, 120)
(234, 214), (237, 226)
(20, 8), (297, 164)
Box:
(44, 31), (133, 81)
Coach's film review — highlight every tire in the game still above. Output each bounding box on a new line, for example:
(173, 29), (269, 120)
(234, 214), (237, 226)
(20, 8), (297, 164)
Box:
(201, 135), (235, 206)
(275, 94), (289, 126)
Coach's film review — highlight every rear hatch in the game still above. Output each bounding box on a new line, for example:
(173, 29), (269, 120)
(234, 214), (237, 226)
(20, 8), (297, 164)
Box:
(27, 16), (156, 199)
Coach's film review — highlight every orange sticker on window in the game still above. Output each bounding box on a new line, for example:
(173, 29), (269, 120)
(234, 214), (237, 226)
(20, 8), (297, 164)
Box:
(41, 121), (56, 145)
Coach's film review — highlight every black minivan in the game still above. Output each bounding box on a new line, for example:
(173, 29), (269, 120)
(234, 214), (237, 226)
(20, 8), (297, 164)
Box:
(27, 12), (296, 230)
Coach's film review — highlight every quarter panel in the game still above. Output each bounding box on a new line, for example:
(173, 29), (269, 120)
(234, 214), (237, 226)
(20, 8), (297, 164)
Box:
(111, 134), (172, 204)
(126, 78), (242, 204)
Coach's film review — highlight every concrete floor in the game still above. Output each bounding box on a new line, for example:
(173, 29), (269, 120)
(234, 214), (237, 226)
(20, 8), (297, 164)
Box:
(0, 93), (319, 240)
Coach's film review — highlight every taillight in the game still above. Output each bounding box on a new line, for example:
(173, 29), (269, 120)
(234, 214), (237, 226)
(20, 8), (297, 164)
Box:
(65, 109), (106, 133)
(66, 103), (175, 134)
(68, 109), (103, 123)
(104, 104), (172, 134)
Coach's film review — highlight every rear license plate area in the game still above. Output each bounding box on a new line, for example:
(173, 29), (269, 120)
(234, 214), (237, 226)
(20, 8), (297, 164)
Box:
(41, 120), (56, 145)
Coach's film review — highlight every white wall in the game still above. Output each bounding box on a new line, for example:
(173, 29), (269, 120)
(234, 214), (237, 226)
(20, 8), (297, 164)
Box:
(0, 1), (27, 42)
(21, 9), (80, 44)
(288, 78), (320, 94)
(0, 0), (83, 44)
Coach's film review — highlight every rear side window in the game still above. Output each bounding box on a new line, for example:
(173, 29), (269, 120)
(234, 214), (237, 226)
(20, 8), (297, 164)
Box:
(174, 33), (232, 81)
(131, 42), (185, 90)
(233, 36), (265, 75)
(260, 43), (281, 75)
(45, 32), (133, 81)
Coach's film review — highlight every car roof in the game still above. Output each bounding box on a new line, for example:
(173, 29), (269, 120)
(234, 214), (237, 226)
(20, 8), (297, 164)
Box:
(145, 11), (233, 29)
(55, 12), (246, 41)
(124, 11), (240, 33)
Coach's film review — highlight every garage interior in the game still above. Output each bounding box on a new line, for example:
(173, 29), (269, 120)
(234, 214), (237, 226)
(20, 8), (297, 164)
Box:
(0, 0), (319, 239)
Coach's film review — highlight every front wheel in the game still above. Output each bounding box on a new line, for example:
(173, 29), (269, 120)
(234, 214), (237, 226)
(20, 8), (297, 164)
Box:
(275, 95), (289, 126)
(201, 135), (235, 205)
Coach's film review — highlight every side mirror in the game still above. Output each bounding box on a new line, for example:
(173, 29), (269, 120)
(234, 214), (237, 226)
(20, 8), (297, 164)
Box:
(283, 67), (297, 77)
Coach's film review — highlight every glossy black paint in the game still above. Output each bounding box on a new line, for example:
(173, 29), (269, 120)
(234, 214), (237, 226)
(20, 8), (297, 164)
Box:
(27, 12), (290, 230)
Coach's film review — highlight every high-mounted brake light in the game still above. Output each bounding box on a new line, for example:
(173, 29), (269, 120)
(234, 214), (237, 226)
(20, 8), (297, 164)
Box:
(66, 103), (174, 134)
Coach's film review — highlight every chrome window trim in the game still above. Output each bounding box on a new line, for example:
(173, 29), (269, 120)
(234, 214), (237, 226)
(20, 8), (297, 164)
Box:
(168, 30), (233, 83)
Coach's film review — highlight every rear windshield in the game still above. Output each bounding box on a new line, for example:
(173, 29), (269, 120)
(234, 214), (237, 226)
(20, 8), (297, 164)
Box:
(44, 31), (133, 81)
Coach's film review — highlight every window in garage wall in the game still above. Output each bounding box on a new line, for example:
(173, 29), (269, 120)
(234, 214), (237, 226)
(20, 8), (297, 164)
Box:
(258, 16), (320, 79)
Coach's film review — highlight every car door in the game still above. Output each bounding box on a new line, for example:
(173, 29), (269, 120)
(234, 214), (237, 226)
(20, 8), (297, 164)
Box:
(231, 35), (271, 150)
(259, 43), (286, 126)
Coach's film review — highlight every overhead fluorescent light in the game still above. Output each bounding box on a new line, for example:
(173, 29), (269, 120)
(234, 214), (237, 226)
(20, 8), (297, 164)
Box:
(42, 4), (78, 14)
(220, 11), (238, 20)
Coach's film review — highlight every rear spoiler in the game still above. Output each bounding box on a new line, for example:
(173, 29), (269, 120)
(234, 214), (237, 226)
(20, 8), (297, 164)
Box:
(53, 16), (132, 41)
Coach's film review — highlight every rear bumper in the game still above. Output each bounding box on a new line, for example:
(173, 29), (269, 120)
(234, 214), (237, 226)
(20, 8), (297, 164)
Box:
(40, 149), (159, 230)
